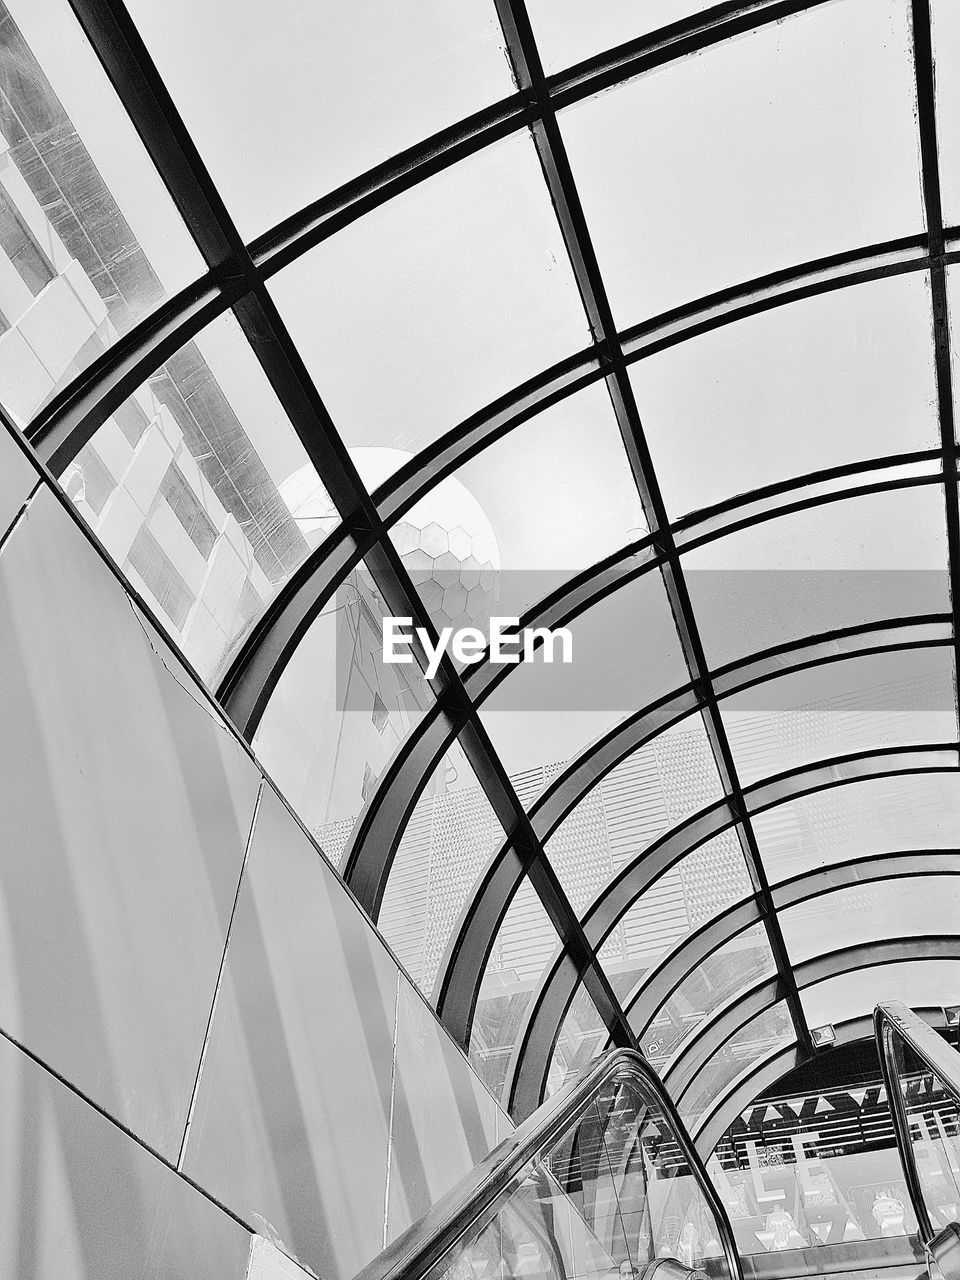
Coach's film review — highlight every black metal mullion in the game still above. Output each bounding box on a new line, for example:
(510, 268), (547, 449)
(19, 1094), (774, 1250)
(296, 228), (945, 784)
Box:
(659, 559), (815, 1058)
(52, 0), (946, 1115)
(911, 0), (960, 716)
(63, 0), (491, 728)
(495, 0), (811, 1108)
(62, 0), (376, 546)
(65, 0), (246, 273)
(456, 716), (636, 1051)
(491, 0), (642, 1070)
(65, 0), (584, 975)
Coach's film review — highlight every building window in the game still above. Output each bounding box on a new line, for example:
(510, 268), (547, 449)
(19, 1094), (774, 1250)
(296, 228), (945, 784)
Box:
(361, 763), (379, 804)
(125, 526), (195, 631)
(0, 188), (54, 297)
(371, 690), (389, 734)
(113, 398), (150, 448)
(237, 577), (263, 627)
(71, 444), (115, 515)
(160, 463), (218, 559)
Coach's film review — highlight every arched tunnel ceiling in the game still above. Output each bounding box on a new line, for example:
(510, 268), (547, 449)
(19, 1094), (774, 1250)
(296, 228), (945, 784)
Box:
(8, 0), (960, 1151)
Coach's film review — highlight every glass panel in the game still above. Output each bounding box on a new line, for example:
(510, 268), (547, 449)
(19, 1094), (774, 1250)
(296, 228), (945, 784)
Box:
(470, 878), (562, 1106)
(709, 1071), (916, 1254)
(781, 877), (960, 965)
(683, 485), (950, 671)
(639, 924), (775, 1073)
(559, 0), (923, 327)
(889, 1033), (960, 1232)
(934, 1), (960, 229)
(598, 828), (753, 1013)
(0, 0), (203, 424)
(437, 1071), (731, 1280)
(680, 1004), (795, 1130)
(378, 740), (507, 1000)
(548, 716), (726, 920)
(801, 961), (960, 1028)
(64, 308), (334, 683)
(0, 1033), (253, 1278)
(754, 773), (960, 884)
(181, 785), (402, 1280)
(124, 0), (513, 238)
(527, 0), (708, 74)
(947, 268), (960, 438)
(253, 562), (436, 855)
(385, 461), (503, 666)
(633, 273), (938, 519)
(270, 132), (589, 486)
(548, 986), (607, 1097)
(394, 381), (647, 635)
(0, 418), (37, 535)
(0, 484), (261, 1157)
(387, 976), (502, 1243)
(720, 647), (958, 788)
(479, 570), (689, 779)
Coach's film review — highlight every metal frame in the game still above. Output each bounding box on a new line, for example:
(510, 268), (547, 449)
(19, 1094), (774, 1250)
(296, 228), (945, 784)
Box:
(352, 1047), (743, 1280)
(18, 0), (960, 1123)
(696, 942), (960, 1162)
(496, 742), (960, 1118)
(876, 999), (960, 1244)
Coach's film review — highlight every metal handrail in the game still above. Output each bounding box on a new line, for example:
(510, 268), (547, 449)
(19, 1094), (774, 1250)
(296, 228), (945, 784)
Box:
(875, 1001), (960, 1243)
(352, 1048), (743, 1280)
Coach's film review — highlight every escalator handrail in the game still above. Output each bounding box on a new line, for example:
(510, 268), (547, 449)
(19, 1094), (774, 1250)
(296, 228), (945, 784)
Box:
(352, 1047), (743, 1280)
(875, 1000), (960, 1243)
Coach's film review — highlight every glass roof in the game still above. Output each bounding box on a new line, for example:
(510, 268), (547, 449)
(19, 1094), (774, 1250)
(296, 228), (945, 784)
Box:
(10, 0), (960, 1142)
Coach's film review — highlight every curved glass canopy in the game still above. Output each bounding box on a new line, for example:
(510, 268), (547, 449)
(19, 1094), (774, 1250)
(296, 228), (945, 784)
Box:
(5, 0), (960, 1161)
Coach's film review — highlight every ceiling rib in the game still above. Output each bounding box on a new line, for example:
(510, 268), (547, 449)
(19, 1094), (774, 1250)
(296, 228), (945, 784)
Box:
(491, 0), (812, 1119)
(22, 0), (958, 1126)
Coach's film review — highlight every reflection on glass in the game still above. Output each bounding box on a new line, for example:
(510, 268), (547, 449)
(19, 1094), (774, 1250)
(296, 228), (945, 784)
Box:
(253, 561), (436, 857)
(781, 878), (960, 966)
(548, 987), (607, 1097)
(639, 924), (775, 1073)
(602, 827), (752, 994)
(891, 1036), (960, 1232)
(681, 1004), (794, 1130)
(560, 0), (922, 327)
(387, 977), (502, 1242)
(470, 878), (562, 1106)
(479, 570), (690, 780)
(438, 1072), (730, 1280)
(754, 773), (960, 884)
(63, 309), (333, 684)
(633, 273), (938, 519)
(0, 417), (37, 534)
(378, 740), (506, 1000)
(720, 646), (958, 789)
(397, 382), (648, 644)
(422, 381), (646, 604)
(684, 485), (950, 671)
(0, 0), (203, 424)
(802, 962), (960, 1031)
(125, 0), (513, 238)
(269, 131), (589, 484)
(709, 1068), (916, 1255)
(547, 715), (725, 919)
